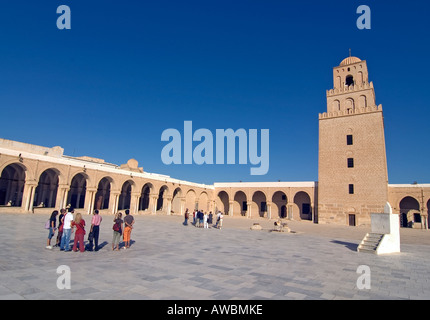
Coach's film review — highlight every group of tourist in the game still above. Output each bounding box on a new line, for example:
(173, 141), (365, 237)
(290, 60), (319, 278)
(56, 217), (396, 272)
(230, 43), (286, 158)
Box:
(45, 208), (135, 252)
(183, 209), (224, 229)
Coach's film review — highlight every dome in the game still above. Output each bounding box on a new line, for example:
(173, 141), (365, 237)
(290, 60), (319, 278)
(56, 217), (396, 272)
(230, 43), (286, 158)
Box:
(340, 56), (362, 66)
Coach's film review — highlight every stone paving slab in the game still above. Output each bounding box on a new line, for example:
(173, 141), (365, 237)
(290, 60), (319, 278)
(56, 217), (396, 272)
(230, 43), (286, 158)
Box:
(0, 213), (430, 300)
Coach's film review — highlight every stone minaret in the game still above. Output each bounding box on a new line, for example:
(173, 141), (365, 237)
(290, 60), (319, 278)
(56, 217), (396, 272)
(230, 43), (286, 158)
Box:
(318, 56), (389, 226)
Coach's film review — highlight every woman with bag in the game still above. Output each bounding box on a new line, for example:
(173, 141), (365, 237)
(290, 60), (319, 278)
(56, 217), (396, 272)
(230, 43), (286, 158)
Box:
(71, 212), (86, 252)
(112, 212), (123, 251)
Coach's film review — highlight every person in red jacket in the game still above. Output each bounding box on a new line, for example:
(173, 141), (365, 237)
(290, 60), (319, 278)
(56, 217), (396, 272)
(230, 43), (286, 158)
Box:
(71, 212), (86, 252)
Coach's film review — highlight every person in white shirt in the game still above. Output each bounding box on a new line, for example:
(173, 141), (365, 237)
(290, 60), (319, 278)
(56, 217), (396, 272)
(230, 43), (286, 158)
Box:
(60, 208), (74, 251)
(203, 212), (208, 229)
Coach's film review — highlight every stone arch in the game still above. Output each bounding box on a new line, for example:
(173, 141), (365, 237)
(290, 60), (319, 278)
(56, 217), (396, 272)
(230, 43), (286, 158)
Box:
(67, 173), (89, 209)
(345, 74), (354, 86)
(139, 182), (154, 211)
(357, 71), (364, 84)
(216, 190), (229, 215)
(171, 187), (183, 214)
(94, 176), (113, 210)
(332, 100), (340, 112)
(34, 168), (60, 208)
(185, 189), (197, 212)
(345, 98), (355, 113)
(118, 180), (135, 211)
(0, 163), (27, 207)
(233, 190), (247, 216)
(252, 190), (267, 218)
(294, 191), (312, 221)
(157, 185), (169, 212)
(399, 196), (420, 228)
(198, 191), (209, 212)
(358, 95), (367, 109)
(335, 76), (341, 89)
(272, 191), (288, 219)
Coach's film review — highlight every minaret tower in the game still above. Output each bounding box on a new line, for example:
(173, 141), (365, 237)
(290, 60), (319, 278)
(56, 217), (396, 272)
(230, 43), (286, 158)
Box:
(318, 56), (389, 226)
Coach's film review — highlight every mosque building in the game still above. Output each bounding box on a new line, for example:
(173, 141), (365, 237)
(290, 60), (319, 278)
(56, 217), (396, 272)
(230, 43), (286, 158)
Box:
(0, 56), (429, 228)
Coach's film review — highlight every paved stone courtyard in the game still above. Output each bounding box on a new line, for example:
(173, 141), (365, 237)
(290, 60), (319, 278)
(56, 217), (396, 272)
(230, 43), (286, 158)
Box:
(1, 213), (430, 300)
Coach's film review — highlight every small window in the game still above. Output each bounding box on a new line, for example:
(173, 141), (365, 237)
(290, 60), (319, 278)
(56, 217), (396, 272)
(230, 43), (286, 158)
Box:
(281, 195), (286, 200)
(349, 184), (354, 194)
(347, 158), (354, 168)
(347, 135), (353, 145)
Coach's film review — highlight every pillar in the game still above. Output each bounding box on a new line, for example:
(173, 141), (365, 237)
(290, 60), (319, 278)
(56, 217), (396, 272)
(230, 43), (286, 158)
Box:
(84, 188), (97, 215)
(109, 191), (120, 215)
(22, 180), (37, 212)
(149, 193), (158, 214)
(247, 201), (253, 218)
(130, 191), (141, 215)
(266, 201), (272, 219)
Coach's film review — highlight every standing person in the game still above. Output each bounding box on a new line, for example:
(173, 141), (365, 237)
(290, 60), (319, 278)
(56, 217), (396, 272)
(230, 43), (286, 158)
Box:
(218, 211), (224, 229)
(89, 209), (102, 251)
(183, 208), (189, 226)
(192, 210), (196, 225)
(197, 210), (203, 228)
(203, 211), (208, 229)
(123, 209), (134, 249)
(71, 212), (86, 253)
(112, 212), (123, 251)
(60, 208), (74, 252)
(215, 211), (223, 229)
(56, 209), (66, 247)
(208, 211), (213, 225)
(46, 210), (58, 249)
(214, 211), (220, 228)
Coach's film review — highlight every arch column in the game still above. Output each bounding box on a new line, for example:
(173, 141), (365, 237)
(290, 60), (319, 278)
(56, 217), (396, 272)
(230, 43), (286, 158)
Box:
(246, 201), (253, 218)
(55, 184), (70, 210)
(109, 191), (120, 215)
(149, 193), (158, 214)
(425, 202), (429, 230)
(229, 201), (234, 216)
(266, 201), (272, 220)
(130, 191), (141, 215)
(288, 204), (294, 220)
(180, 197), (186, 215)
(22, 180), (37, 212)
(163, 196), (172, 215)
(207, 200), (213, 213)
(84, 188), (97, 215)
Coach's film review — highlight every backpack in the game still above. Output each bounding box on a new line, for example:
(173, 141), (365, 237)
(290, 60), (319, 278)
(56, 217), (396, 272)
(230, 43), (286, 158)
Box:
(45, 220), (51, 229)
(113, 220), (121, 232)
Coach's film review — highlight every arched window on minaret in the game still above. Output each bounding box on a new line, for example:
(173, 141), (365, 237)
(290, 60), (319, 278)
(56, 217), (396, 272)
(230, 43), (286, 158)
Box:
(357, 72), (364, 85)
(335, 76), (341, 89)
(345, 98), (355, 113)
(332, 100), (340, 112)
(358, 95), (367, 109)
(345, 75), (354, 87)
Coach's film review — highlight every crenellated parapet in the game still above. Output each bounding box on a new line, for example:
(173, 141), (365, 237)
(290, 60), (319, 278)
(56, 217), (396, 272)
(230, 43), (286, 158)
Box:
(327, 81), (374, 97)
(319, 104), (383, 119)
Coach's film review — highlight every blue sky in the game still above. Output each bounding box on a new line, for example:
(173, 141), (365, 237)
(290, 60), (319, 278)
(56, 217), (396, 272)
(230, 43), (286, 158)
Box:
(0, 1), (429, 185)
